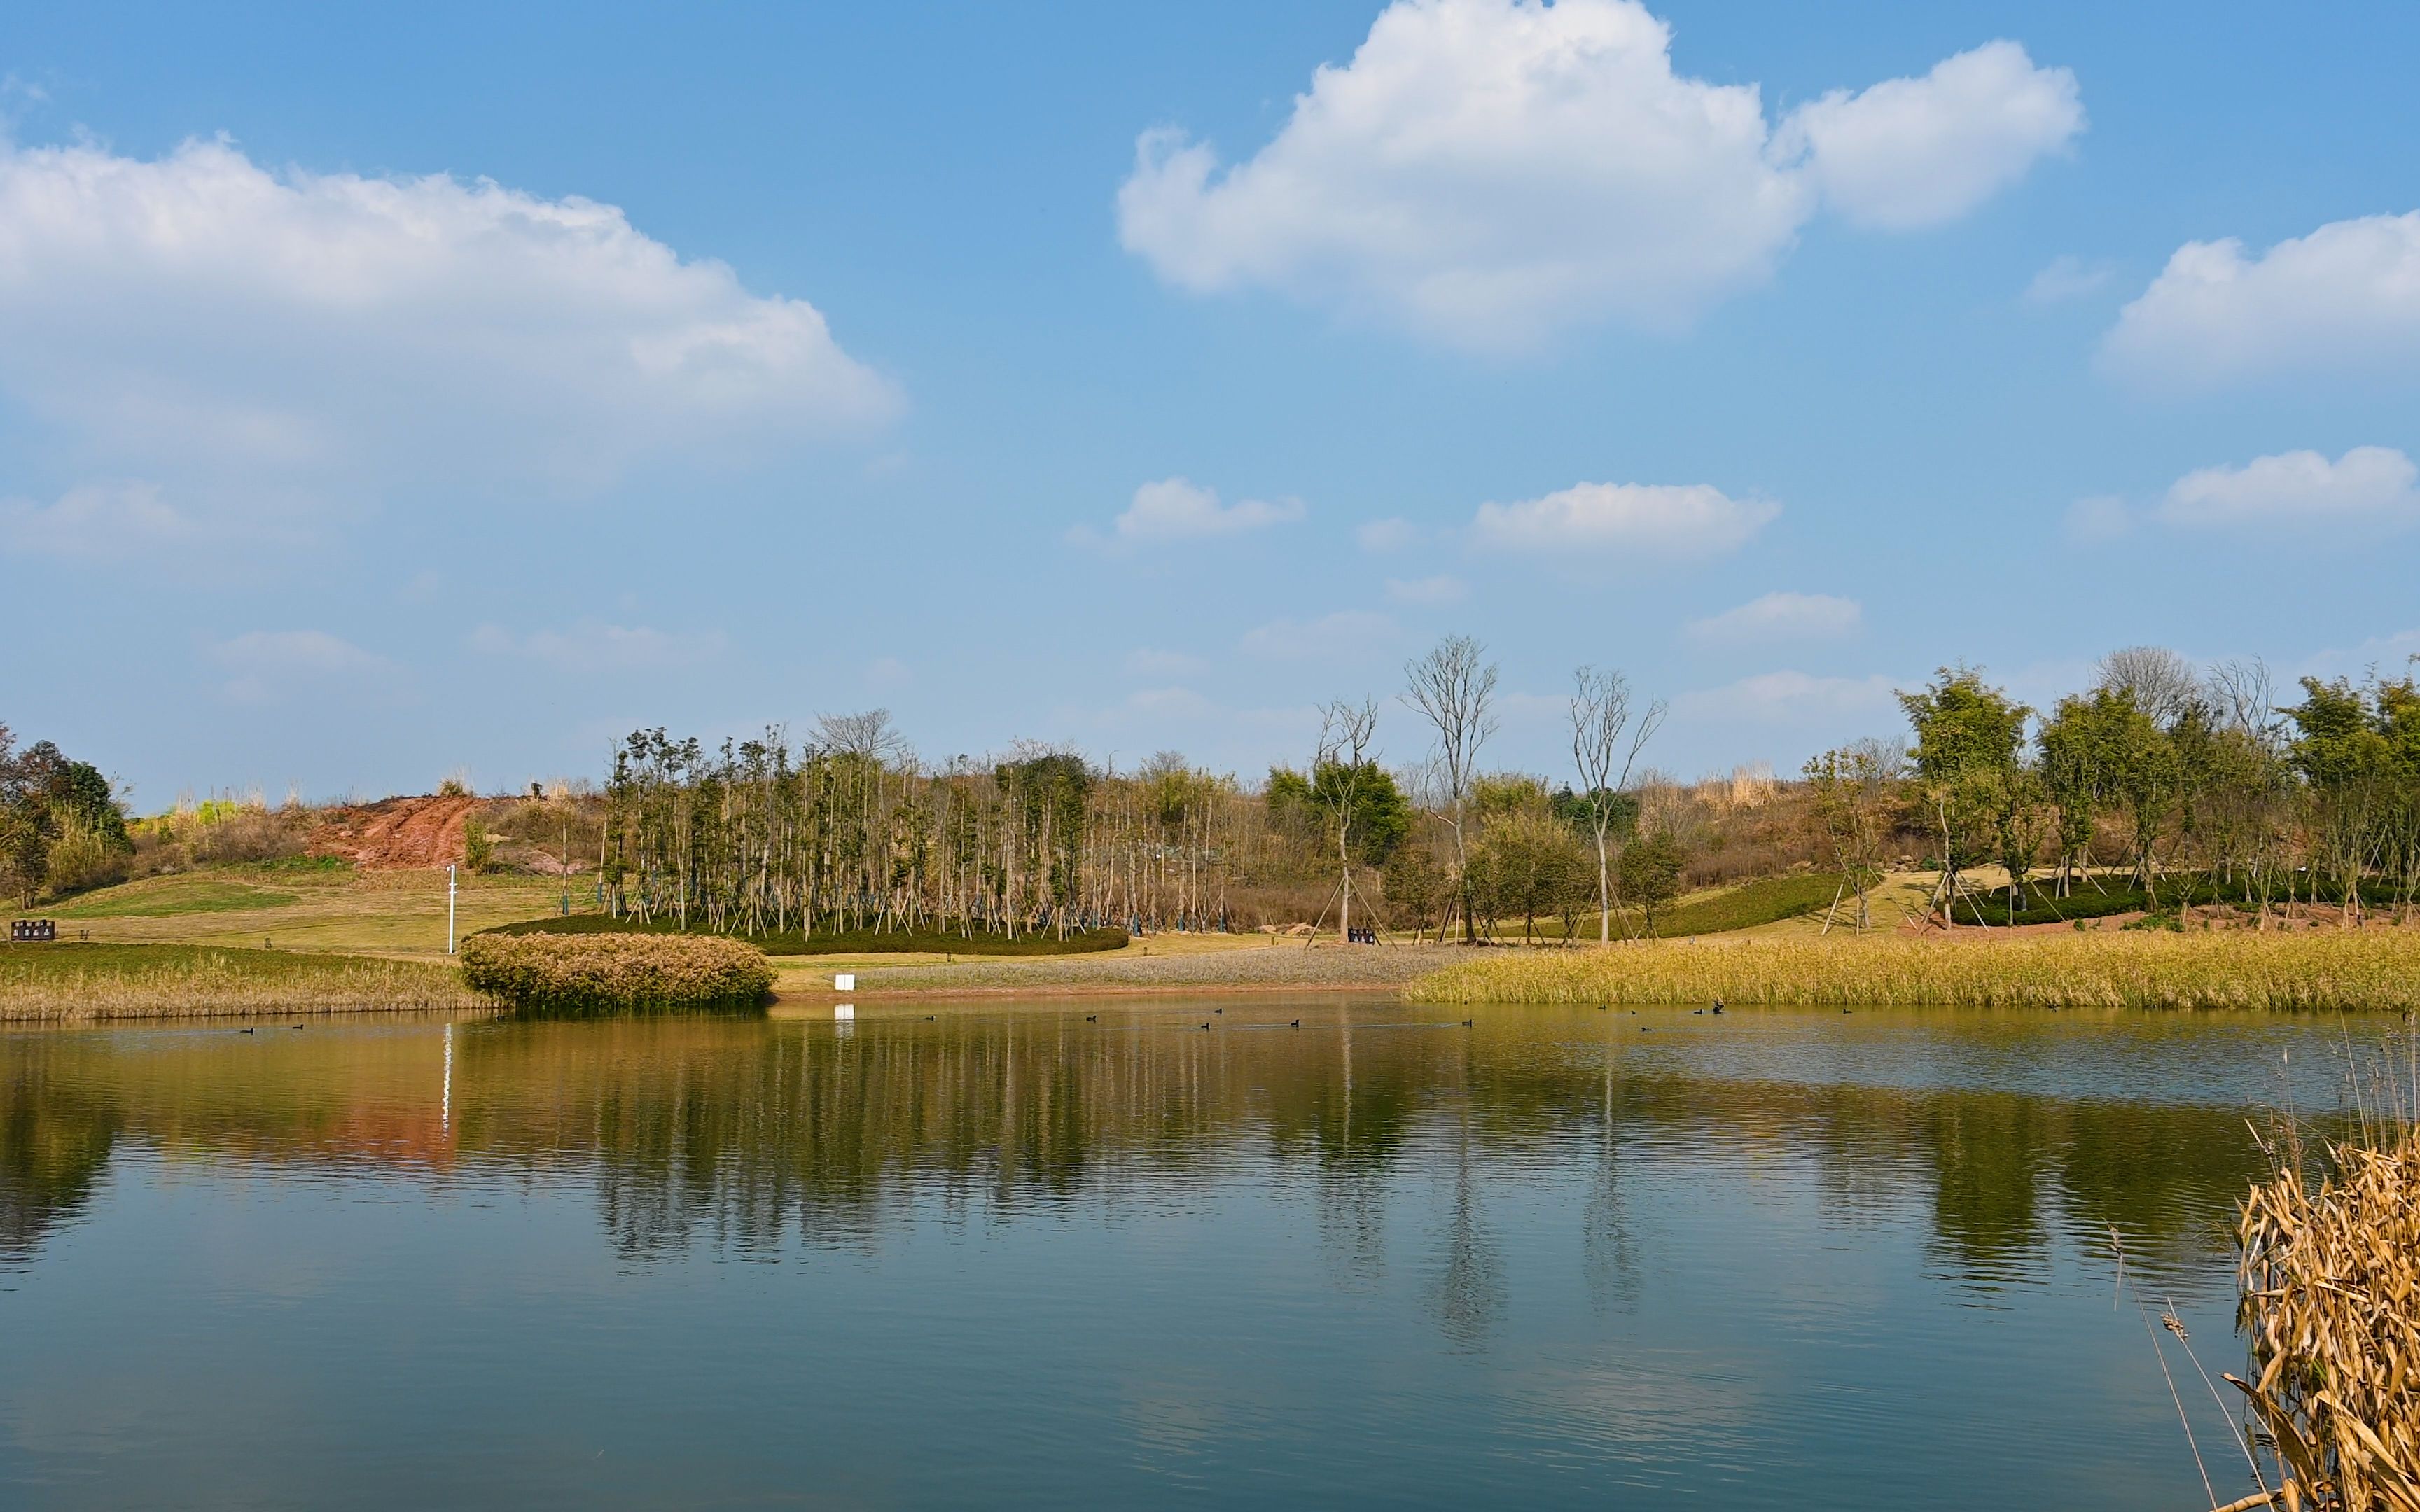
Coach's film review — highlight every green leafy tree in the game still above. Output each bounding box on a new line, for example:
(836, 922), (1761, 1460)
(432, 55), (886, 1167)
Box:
(1898, 666), (2032, 922)
(1616, 832), (1685, 934)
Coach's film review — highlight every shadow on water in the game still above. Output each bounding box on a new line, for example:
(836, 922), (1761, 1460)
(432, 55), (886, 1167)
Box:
(0, 1000), (2362, 1287)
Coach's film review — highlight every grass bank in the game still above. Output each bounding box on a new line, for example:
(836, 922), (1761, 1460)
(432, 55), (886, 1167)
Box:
(459, 933), (774, 1016)
(487, 914), (1128, 957)
(0, 942), (482, 1022)
(1405, 930), (2420, 1011)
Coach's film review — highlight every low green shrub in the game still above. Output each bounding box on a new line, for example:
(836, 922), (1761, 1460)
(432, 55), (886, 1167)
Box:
(1948, 872), (2393, 928)
(458, 932), (774, 1016)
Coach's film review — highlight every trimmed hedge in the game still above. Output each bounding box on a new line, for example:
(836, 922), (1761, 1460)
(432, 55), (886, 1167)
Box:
(459, 932), (774, 1016)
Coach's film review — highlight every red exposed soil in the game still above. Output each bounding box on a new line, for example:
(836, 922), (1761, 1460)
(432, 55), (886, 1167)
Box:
(307, 795), (482, 870)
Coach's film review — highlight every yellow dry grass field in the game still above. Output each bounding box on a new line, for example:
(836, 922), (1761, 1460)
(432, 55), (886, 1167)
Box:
(1407, 928), (2420, 1011)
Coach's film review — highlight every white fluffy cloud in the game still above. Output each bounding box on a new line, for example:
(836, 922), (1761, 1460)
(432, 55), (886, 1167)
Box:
(2160, 447), (2419, 531)
(467, 621), (728, 673)
(1674, 670), (1901, 724)
(1356, 517), (1421, 552)
(1093, 477), (1305, 544)
(2103, 213), (2420, 385)
(1685, 591), (1861, 644)
(1471, 481), (1776, 558)
(0, 481), (196, 556)
(1778, 41), (2081, 232)
(2023, 254), (2113, 307)
(1239, 610), (1402, 662)
(0, 134), (896, 517)
(211, 629), (394, 704)
(1384, 573), (1468, 605)
(1118, 0), (2078, 347)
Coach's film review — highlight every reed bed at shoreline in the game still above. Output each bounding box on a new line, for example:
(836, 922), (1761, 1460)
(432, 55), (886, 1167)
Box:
(0, 944), (482, 1021)
(2235, 1127), (2420, 1511)
(1404, 931), (2420, 1011)
(459, 933), (774, 1016)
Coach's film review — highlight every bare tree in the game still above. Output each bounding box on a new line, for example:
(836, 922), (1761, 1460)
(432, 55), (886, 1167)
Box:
(1804, 737), (1905, 931)
(2096, 647), (2201, 729)
(1315, 699), (1380, 945)
(1567, 666), (1664, 945)
(2209, 657), (2279, 743)
(1403, 636), (1497, 943)
(815, 709), (905, 761)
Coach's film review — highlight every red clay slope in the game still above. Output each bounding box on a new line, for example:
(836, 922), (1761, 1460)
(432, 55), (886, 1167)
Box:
(307, 795), (481, 869)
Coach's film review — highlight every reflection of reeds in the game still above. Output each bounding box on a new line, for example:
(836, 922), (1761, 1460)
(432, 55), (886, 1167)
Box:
(459, 932), (773, 1015)
(0, 944), (480, 1021)
(1407, 932), (2420, 1011)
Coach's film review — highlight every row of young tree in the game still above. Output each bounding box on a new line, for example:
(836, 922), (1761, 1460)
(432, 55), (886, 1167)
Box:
(594, 637), (1683, 944)
(1860, 649), (2420, 929)
(0, 724), (126, 909)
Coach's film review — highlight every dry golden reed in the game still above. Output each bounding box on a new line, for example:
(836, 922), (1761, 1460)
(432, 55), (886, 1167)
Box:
(0, 945), (480, 1022)
(458, 932), (774, 1015)
(1405, 930), (2420, 1011)
(2235, 1130), (2420, 1511)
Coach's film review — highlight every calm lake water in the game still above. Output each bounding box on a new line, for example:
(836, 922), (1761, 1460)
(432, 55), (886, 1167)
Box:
(0, 998), (2390, 1510)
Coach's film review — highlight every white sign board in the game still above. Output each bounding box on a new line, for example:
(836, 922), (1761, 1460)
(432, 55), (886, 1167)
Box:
(834, 973), (856, 991)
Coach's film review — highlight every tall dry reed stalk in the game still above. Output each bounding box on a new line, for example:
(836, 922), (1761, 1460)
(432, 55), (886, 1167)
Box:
(2228, 1023), (2420, 1512)
(1405, 932), (2420, 1011)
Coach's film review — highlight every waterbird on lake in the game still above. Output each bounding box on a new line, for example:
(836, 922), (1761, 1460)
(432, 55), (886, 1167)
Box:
(1711, 1000), (1725, 1014)
(1085, 1014), (1097, 1021)
(1214, 1007), (1223, 1014)
(239, 1028), (254, 1035)
(1290, 1020), (1300, 1028)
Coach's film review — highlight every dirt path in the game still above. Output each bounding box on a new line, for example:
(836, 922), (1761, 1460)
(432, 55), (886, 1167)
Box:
(307, 795), (482, 869)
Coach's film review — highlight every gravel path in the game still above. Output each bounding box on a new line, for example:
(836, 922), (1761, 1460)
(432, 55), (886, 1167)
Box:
(790, 941), (1454, 995)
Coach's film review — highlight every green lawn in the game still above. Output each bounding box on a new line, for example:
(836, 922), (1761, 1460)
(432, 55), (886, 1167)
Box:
(50, 876), (302, 918)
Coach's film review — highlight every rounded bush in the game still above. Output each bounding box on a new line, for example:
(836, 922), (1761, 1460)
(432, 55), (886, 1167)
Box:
(459, 932), (774, 1016)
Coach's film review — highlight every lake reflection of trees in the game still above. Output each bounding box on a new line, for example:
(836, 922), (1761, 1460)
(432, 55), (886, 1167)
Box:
(0, 1011), (2283, 1294)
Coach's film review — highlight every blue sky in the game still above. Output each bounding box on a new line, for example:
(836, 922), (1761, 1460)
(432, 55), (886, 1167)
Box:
(3, 0), (2417, 808)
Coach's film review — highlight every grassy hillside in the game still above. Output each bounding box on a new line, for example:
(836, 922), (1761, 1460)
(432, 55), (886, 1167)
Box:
(29, 866), (572, 956)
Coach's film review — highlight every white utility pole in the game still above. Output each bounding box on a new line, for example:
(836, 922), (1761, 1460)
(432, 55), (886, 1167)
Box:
(447, 864), (458, 955)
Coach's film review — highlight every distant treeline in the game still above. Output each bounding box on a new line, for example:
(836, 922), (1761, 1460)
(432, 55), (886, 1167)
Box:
(590, 642), (2420, 944)
(0, 724), (125, 908)
(1882, 650), (2420, 928)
